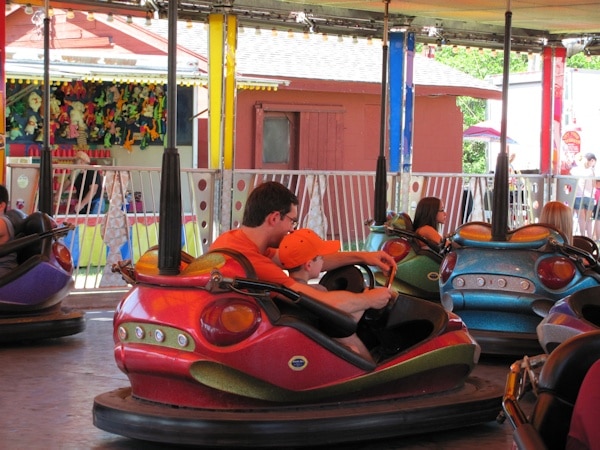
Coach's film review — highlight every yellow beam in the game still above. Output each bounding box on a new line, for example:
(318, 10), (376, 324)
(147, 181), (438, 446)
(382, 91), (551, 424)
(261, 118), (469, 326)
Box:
(223, 14), (237, 170)
(208, 14), (225, 170)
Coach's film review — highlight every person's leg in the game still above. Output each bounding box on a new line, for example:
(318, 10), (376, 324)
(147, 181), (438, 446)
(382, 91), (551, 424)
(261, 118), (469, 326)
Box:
(594, 206), (600, 241)
(584, 199), (594, 237)
(583, 209), (593, 237)
(90, 198), (101, 214)
(574, 197), (583, 235)
(576, 198), (593, 237)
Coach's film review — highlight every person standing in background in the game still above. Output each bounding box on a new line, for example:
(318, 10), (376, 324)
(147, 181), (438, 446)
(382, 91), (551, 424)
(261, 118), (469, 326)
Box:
(64, 151), (103, 215)
(570, 153), (596, 238)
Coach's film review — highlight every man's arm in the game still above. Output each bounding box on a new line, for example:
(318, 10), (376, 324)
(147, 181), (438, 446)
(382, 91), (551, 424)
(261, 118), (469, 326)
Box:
(76, 182), (99, 212)
(291, 279), (392, 321)
(0, 220), (10, 244)
(321, 250), (395, 274)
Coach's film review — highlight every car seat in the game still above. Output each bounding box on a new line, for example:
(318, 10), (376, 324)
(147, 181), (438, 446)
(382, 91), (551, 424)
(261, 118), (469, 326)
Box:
(521, 331), (600, 450)
(0, 211), (53, 287)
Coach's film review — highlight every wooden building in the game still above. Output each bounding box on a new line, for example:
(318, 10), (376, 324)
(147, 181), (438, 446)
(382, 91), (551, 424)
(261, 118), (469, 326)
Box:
(4, 7), (501, 174)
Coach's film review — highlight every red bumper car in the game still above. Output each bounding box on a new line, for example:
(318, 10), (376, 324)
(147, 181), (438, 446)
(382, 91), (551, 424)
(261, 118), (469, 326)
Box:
(94, 248), (502, 447)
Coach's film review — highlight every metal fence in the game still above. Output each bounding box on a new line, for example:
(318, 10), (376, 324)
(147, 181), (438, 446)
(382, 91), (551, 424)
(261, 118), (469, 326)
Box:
(6, 162), (592, 291)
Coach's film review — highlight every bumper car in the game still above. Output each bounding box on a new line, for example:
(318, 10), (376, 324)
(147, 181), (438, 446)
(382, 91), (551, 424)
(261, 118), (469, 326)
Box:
(439, 222), (600, 356)
(537, 285), (600, 353)
(93, 248), (503, 447)
(364, 212), (443, 301)
(502, 330), (600, 450)
(0, 210), (84, 343)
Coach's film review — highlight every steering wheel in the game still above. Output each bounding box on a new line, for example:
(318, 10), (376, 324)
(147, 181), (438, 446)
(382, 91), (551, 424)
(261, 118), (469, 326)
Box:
(319, 263), (375, 292)
(559, 239), (599, 269)
(572, 235), (599, 261)
(319, 263), (397, 325)
(359, 264), (398, 325)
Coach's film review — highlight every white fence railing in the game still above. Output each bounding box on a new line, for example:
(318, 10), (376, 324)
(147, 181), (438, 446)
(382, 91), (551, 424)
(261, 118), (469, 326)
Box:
(7, 163), (590, 291)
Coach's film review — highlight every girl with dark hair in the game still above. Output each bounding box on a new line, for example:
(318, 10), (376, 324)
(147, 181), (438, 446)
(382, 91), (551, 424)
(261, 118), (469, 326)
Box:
(413, 196), (447, 246)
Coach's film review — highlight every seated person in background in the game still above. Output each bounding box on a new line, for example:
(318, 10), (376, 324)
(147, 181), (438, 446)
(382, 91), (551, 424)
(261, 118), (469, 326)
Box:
(413, 196), (447, 246)
(210, 181), (395, 357)
(540, 201), (573, 244)
(279, 228), (373, 361)
(0, 185), (19, 276)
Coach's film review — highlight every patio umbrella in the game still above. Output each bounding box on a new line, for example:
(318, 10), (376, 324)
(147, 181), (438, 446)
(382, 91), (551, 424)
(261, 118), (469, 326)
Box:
(463, 120), (518, 144)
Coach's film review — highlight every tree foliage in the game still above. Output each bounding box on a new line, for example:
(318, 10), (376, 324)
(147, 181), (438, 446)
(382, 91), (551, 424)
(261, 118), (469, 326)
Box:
(425, 44), (600, 173)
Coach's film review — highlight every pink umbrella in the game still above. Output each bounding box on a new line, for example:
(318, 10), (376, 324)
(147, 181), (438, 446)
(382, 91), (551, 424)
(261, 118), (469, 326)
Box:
(463, 120), (518, 144)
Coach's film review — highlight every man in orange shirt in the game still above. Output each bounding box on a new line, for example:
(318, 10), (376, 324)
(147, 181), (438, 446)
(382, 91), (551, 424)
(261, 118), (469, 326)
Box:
(210, 181), (395, 337)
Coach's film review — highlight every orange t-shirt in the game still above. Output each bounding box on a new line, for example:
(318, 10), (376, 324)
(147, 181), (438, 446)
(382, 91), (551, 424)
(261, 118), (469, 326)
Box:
(210, 229), (295, 288)
(415, 225), (442, 245)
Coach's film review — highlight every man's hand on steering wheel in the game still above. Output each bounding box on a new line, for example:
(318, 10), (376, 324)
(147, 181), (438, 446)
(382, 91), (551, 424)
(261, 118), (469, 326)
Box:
(363, 288), (394, 311)
(363, 250), (396, 277)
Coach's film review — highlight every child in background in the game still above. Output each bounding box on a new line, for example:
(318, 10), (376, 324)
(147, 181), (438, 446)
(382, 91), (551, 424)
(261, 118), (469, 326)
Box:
(540, 201), (573, 244)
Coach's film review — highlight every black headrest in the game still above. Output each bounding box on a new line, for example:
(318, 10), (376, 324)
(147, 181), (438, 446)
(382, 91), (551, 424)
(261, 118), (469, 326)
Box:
(4, 209), (27, 236)
(20, 212), (52, 238)
(539, 330), (600, 403)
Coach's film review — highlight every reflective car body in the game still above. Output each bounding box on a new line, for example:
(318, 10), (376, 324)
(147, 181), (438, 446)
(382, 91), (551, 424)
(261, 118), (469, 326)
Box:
(93, 248), (503, 447)
(0, 211), (84, 343)
(364, 213), (442, 301)
(537, 286), (600, 353)
(439, 222), (600, 355)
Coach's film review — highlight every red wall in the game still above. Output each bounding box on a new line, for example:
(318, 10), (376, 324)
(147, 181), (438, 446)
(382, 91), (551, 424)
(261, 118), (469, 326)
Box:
(207, 81), (464, 173)
(413, 96), (464, 173)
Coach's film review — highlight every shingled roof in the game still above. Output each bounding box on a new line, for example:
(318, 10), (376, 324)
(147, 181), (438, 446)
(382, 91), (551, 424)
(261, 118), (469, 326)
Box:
(170, 22), (501, 99)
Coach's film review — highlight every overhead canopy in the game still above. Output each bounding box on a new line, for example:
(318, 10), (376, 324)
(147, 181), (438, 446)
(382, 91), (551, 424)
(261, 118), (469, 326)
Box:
(7, 0), (600, 54)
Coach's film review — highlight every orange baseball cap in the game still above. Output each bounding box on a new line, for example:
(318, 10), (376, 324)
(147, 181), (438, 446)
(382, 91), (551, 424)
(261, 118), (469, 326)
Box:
(279, 228), (340, 269)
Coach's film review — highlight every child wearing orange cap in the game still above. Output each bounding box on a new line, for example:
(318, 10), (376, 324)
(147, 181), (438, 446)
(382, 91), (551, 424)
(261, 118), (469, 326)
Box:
(279, 228), (374, 362)
(279, 228), (340, 289)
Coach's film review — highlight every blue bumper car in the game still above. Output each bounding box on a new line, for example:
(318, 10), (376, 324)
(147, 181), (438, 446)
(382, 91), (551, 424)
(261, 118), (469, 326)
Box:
(439, 222), (600, 355)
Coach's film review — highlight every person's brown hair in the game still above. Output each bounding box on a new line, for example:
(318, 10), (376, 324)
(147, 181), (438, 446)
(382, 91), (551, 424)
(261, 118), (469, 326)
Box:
(413, 196), (442, 230)
(540, 201), (573, 244)
(242, 181), (299, 227)
(0, 184), (9, 207)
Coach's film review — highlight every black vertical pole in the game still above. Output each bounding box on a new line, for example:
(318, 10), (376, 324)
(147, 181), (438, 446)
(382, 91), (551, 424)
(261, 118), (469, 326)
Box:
(374, 0), (390, 225)
(491, 6), (512, 241)
(39, 7), (52, 215)
(158, 1), (182, 274)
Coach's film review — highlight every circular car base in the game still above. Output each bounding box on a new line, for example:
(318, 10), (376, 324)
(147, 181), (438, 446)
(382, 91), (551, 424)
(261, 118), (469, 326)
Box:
(94, 376), (503, 448)
(470, 329), (542, 356)
(0, 308), (86, 343)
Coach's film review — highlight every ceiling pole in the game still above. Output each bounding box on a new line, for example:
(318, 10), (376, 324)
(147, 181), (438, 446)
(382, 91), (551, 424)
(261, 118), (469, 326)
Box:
(39, 0), (53, 215)
(158, 0), (182, 274)
(374, 0), (390, 225)
(491, 1), (512, 241)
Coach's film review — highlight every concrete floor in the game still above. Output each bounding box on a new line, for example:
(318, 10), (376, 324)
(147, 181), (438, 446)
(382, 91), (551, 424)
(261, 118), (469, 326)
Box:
(0, 296), (532, 449)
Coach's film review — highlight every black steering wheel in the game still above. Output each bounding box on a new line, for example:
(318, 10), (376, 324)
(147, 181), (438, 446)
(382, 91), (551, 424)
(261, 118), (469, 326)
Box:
(318, 263), (397, 325)
(319, 263), (375, 292)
